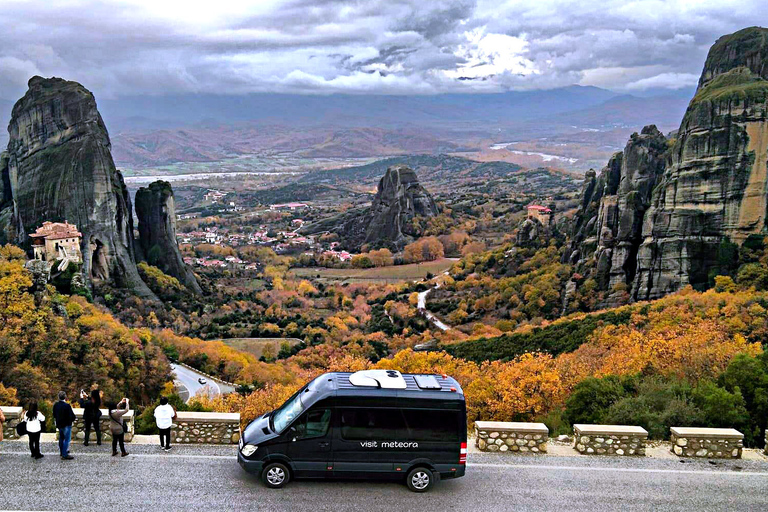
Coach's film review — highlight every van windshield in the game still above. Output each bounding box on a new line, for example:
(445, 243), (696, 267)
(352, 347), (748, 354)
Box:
(272, 390), (305, 433)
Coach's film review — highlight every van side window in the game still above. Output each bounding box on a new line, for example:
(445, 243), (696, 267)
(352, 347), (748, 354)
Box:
(340, 409), (405, 440)
(402, 410), (460, 442)
(294, 408), (331, 439)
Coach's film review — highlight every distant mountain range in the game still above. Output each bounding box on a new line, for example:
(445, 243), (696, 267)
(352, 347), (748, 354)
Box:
(300, 154), (524, 187)
(0, 85), (694, 168)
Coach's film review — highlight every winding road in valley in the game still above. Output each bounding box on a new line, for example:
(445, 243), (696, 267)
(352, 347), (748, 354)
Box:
(417, 286), (451, 331)
(171, 363), (235, 402)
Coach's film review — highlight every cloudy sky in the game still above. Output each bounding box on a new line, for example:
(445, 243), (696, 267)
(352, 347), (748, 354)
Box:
(0, 0), (765, 99)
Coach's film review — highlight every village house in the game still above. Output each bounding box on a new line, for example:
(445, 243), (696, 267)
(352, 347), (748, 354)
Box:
(269, 202), (308, 211)
(30, 221), (83, 263)
(526, 204), (552, 225)
(204, 190), (226, 203)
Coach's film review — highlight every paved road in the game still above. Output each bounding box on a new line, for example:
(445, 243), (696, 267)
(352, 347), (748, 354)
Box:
(417, 287), (451, 331)
(1, 442), (767, 511)
(171, 363), (224, 402)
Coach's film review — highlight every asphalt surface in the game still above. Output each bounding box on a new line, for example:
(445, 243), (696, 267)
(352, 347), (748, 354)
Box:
(171, 363), (234, 402)
(1, 442), (768, 511)
(417, 288), (450, 331)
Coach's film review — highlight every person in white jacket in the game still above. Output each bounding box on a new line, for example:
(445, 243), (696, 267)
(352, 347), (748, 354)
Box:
(24, 401), (45, 459)
(154, 397), (176, 451)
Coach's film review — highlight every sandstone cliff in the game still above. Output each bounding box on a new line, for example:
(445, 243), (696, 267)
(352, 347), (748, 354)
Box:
(634, 27), (768, 299)
(567, 27), (768, 304)
(135, 180), (201, 293)
(304, 164), (438, 250)
(364, 165), (439, 248)
(1, 77), (156, 297)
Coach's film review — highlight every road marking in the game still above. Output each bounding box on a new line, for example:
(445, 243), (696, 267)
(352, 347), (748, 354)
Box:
(469, 462), (768, 477)
(0, 451), (233, 460)
(2, 452), (767, 477)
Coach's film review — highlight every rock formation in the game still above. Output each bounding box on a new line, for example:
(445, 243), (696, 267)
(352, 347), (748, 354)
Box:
(568, 27), (768, 303)
(135, 180), (202, 293)
(364, 165), (439, 247)
(634, 28), (768, 300)
(304, 164), (438, 250)
(0, 76), (154, 297)
(0, 76), (197, 299)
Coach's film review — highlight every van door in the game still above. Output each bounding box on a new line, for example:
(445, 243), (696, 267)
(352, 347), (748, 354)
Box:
(401, 408), (462, 469)
(286, 407), (333, 478)
(332, 408), (405, 477)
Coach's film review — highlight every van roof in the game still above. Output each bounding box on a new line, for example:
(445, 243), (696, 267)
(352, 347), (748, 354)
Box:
(306, 371), (465, 403)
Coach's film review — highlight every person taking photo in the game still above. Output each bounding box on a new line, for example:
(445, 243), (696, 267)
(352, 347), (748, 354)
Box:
(79, 389), (102, 446)
(108, 398), (130, 457)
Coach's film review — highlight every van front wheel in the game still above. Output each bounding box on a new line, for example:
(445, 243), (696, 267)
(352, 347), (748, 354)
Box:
(262, 462), (290, 489)
(406, 467), (434, 492)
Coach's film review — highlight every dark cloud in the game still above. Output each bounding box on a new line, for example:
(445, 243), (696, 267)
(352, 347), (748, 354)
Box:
(0, 0), (765, 99)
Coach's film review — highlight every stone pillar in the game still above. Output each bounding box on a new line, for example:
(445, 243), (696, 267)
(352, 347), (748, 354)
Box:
(573, 424), (648, 456)
(670, 427), (743, 459)
(474, 421), (548, 453)
(172, 412), (241, 444)
(0, 406), (22, 440)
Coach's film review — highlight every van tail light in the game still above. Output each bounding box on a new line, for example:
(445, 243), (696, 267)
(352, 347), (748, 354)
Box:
(459, 442), (467, 464)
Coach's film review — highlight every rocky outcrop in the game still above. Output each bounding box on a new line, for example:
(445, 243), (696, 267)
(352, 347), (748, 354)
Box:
(364, 165), (439, 248)
(1, 77), (156, 297)
(634, 28), (768, 299)
(568, 27), (768, 303)
(135, 180), (201, 293)
(306, 164), (438, 250)
(516, 217), (549, 247)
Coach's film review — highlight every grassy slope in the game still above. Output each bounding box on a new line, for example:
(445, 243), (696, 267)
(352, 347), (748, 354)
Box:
(444, 307), (637, 362)
(220, 338), (302, 359)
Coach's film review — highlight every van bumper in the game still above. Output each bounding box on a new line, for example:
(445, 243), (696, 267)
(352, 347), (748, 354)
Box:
(238, 451), (264, 476)
(436, 464), (465, 479)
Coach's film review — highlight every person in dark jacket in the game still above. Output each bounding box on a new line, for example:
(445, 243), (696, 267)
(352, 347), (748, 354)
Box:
(79, 389), (102, 446)
(52, 391), (76, 460)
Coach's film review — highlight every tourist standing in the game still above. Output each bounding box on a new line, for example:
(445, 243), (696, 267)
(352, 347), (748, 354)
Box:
(24, 401), (45, 459)
(108, 398), (130, 457)
(154, 397), (176, 451)
(0, 407), (6, 457)
(52, 391), (76, 460)
(79, 389), (102, 446)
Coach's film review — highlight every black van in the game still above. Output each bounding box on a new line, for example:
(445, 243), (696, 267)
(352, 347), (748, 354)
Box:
(238, 369), (467, 492)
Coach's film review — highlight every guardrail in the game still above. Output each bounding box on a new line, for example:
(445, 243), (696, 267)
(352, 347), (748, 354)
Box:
(475, 421), (548, 453)
(670, 427), (744, 459)
(0, 406), (135, 442)
(173, 411), (241, 444)
(574, 424), (648, 456)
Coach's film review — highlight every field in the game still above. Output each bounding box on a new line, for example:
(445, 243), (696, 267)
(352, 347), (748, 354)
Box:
(220, 338), (303, 359)
(289, 258), (457, 284)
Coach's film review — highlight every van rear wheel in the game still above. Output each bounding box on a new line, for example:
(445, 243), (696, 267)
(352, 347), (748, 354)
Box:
(406, 467), (434, 492)
(262, 462), (290, 489)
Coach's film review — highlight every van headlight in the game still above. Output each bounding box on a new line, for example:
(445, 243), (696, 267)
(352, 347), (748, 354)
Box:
(241, 444), (258, 457)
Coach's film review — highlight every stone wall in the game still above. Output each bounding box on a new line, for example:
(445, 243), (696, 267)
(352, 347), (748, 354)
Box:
(0, 406), (132, 443)
(574, 424), (648, 456)
(474, 421), (548, 453)
(670, 427), (743, 459)
(1, 406), (22, 440)
(70, 408), (135, 443)
(172, 412), (240, 444)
